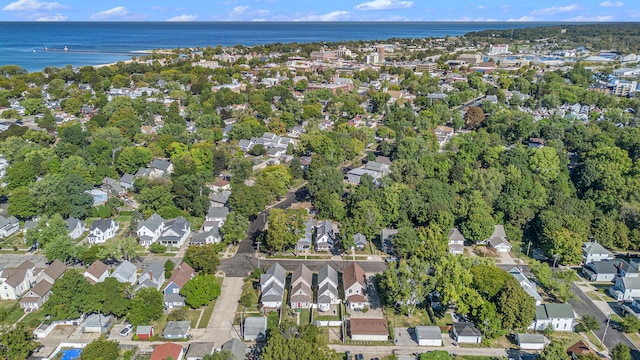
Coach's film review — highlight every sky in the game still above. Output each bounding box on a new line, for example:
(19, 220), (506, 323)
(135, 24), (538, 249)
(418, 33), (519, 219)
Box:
(0, 0), (638, 22)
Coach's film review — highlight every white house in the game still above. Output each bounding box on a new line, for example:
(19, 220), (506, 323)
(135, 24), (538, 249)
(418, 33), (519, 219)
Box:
(452, 322), (482, 344)
(88, 219), (119, 245)
(84, 260), (109, 284)
(509, 267), (543, 306)
(0, 215), (19, 238)
(529, 303), (576, 332)
(415, 326), (442, 346)
(583, 261), (618, 282)
(109, 260), (138, 285)
(0, 261), (37, 300)
(315, 220), (335, 252)
(317, 264), (340, 312)
(349, 318), (389, 341)
(136, 213), (165, 246)
(158, 217), (191, 248)
(260, 263), (286, 309)
(486, 225), (512, 253)
(290, 264), (313, 309)
(610, 277), (640, 301)
(149, 159), (174, 179)
(66, 217), (86, 240)
(447, 227), (465, 255)
(583, 242), (614, 264)
(343, 263), (367, 310)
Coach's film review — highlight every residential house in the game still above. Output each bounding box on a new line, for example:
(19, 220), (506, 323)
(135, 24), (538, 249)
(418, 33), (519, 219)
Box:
(343, 263), (368, 310)
(119, 173), (135, 190)
(185, 342), (214, 360)
(381, 228), (398, 255)
(84, 260), (109, 284)
(516, 333), (547, 350)
(208, 178), (231, 193)
(345, 167), (384, 185)
(149, 159), (174, 179)
(243, 317), (267, 341)
(583, 241), (614, 264)
(163, 262), (195, 309)
(137, 261), (165, 291)
(209, 190), (231, 208)
(66, 217), (86, 240)
(583, 261), (618, 282)
(150, 343), (184, 360)
(349, 318), (389, 341)
(315, 220), (335, 252)
(567, 340), (595, 360)
(290, 264), (313, 309)
(86, 189), (108, 206)
(529, 303), (576, 331)
(452, 322), (482, 344)
(189, 227), (221, 245)
(136, 325), (154, 340)
(617, 259), (639, 278)
(415, 326), (443, 346)
(82, 313), (112, 333)
(297, 220), (314, 254)
(610, 277), (640, 301)
(317, 264), (340, 312)
(205, 206), (229, 229)
(19, 280), (52, 312)
(137, 213), (165, 246)
(447, 228), (465, 255)
(509, 267), (543, 306)
(260, 262), (286, 309)
(486, 225), (512, 252)
(220, 338), (246, 360)
(0, 261), (37, 300)
(353, 233), (368, 251)
(0, 215), (19, 238)
(110, 260), (138, 285)
(88, 219), (119, 245)
(35, 260), (67, 285)
(434, 126), (454, 147)
(159, 217), (191, 248)
(102, 177), (125, 196)
(163, 321), (191, 339)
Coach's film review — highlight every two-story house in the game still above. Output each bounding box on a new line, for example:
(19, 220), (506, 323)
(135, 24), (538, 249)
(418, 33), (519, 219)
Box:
(447, 227), (465, 255)
(610, 277), (640, 301)
(88, 219), (119, 245)
(583, 241), (614, 264)
(109, 260), (138, 285)
(137, 213), (165, 246)
(0, 261), (37, 300)
(260, 262), (286, 309)
(163, 262), (195, 309)
(35, 260), (66, 285)
(0, 215), (19, 238)
(343, 263), (368, 310)
(84, 260), (109, 284)
(136, 261), (165, 291)
(317, 264), (340, 312)
(509, 267), (543, 306)
(315, 220), (335, 252)
(297, 220), (315, 254)
(159, 217), (191, 248)
(149, 159), (174, 179)
(529, 303), (576, 332)
(290, 264), (313, 309)
(66, 217), (86, 240)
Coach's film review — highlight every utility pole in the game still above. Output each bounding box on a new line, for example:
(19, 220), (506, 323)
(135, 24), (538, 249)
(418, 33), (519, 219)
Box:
(601, 314), (612, 345)
(526, 241), (532, 257)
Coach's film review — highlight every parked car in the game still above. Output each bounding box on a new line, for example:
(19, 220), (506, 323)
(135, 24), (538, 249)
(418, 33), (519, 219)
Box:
(119, 324), (133, 337)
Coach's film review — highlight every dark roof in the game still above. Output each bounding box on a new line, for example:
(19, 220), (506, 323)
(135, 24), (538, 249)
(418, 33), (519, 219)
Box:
(453, 322), (482, 337)
(567, 340), (594, 356)
(185, 342), (214, 358)
(221, 338), (246, 360)
(584, 260), (618, 275)
(150, 159), (172, 171)
(166, 262), (195, 289)
(343, 263), (365, 290)
(350, 318), (389, 336)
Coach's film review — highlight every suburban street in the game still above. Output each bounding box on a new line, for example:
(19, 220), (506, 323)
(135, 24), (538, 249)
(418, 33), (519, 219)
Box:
(569, 282), (640, 357)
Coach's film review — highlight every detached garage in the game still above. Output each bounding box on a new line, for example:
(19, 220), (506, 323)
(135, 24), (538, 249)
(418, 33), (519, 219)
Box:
(349, 318), (389, 342)
(415, 326), (442, 346)
(516, 333), (547, 350)
(452, 322), (482, 344)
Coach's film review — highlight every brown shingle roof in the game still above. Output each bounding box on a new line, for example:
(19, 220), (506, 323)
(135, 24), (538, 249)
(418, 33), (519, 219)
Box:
(150, 342), (183, 360)
(85, 260), (108, 283)
(343, 263), (365, 290)
(567, 340), (594, 357)
(43, 260), (67, 282)
(29, 280), (52, 297)
(350, 318), (389, 336)
(17, 260), (35, 270)
(4, 268), (27, 287)
(168, 262), (195, 288)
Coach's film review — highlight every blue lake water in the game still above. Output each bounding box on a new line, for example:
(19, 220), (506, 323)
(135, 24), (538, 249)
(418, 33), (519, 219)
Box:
(0, 22), (570, 72)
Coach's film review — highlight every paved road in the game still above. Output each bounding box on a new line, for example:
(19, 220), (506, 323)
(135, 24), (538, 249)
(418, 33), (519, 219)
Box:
(328, 344), (512, 358)
(203, 276), (244, 348)
(569, 283), (640, 357)
(220, 256), (388, 277)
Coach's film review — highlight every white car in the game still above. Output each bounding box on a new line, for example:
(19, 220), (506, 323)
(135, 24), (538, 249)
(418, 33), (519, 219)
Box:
(119, 324), (133, 337)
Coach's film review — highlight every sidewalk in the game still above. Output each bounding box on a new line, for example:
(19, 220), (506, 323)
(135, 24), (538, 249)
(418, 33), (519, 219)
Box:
(201, 275), (245, 348)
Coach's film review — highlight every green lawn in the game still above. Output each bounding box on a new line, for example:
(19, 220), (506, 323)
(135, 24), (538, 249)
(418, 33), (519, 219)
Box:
(19, 309), (47, 329)
(299, 309), (311, 326)
(0, 301), (24, 325)
(585, 331), (605, 351)
(267, 311), (279, 329)
(435, 313), (453, 327)
(198, 300), (216, 329)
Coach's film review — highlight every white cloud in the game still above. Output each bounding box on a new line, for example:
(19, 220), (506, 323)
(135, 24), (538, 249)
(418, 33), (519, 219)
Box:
(3, 0), (66, 11)
(230, 6), (249, 16)
(565, 15), (614, 21)
(355, 0), (413, 11)
(89, 6), (129, 19)
(507, 16), (540, 21)
(295, 11), (350, 21)
(36, 13), (67, 21)
(531, 4), (579, 15)
(167, 14), (198, 21)
(599, 1), (624, 7)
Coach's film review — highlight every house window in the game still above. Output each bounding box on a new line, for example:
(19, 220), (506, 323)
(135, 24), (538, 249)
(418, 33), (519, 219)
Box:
(349, 289), (352, 294)
(563, 323), (567, 329)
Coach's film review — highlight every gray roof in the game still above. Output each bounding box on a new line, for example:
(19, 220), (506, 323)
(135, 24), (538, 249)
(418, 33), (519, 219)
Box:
(535, 303), (575, 320)
(583, 241), (612, 256)
(0, 215), (18, 228)
(415, 326), (441, 340)
(221, 338), (246, 360)
(190, 228), (220, 245)
(490, 224), (507, 238)
(24, 220), (38, 231)
(261, 282), (284, 302)
(164, 293), (185, 304)
(160, 217), (190, 242)
(150, 159), (172, 171)
(448, 227), (465, 242)
(353, 233), (367, 245)
(620, 277), (640, 290)
(207, 206), (229, 219)
(136, 325), (153, 335)
(316, 220), (334, 240)
(260, 262), (286, 288)
(489, 236), (512, 249)
(90, 219), (115, 232)
(120, 173), (135, 185)
(66, 217), (84, 232)
(318, 264), (338, 285)
(453, 322), (482, 337)
(163, 321), (191, 337)
(584, 260), (618, 275)
(135, 167), (152, 177)
(244, 317), (267, 339)
(103, 177), (123, 193)
(141, 261), (164, 282)
(517, 333), (546, 345)
(381, 228), (398, 242)
(84, 313), (111, 327)
(138, 213), (165, 232)
(186, 342), (214, 358)
(209, 190), (231, 204)
(111, 260), (137, 282)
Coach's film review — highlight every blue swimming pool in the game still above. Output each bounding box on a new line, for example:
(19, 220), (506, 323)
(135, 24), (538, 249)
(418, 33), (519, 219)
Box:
(60, 348), (82, 360)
